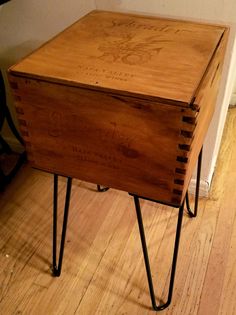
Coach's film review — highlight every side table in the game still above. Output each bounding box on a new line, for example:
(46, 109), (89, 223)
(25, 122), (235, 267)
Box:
(8, 10), (228, 310)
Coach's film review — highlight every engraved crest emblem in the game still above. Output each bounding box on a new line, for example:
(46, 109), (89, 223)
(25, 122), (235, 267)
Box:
(98, 34), (164, 65)
(92, 18), (172, 66)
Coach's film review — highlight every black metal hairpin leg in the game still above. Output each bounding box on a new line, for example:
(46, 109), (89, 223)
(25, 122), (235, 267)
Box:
(52, 174), (72, 277)
(186, 147), (203, 218)
(133, 195), (185, 311)
(97, 184), (109, 192)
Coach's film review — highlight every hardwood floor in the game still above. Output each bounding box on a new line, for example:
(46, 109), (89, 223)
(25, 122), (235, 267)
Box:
(1, 108), (236, 315)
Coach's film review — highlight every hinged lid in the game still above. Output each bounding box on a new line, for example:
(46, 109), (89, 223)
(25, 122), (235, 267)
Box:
(9, 10), (226, 106)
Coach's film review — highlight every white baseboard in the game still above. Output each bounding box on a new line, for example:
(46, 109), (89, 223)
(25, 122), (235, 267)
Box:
(230, 93), (236, 106)
(188, 178), (209, 197)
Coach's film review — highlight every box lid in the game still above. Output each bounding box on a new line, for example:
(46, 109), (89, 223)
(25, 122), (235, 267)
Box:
(9, 10), (226, 106)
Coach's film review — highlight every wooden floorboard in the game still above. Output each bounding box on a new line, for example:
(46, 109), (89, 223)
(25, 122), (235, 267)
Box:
(1, 108), (236, 315)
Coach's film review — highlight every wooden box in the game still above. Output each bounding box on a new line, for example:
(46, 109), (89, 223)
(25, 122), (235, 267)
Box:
(8, 11), (228, 206)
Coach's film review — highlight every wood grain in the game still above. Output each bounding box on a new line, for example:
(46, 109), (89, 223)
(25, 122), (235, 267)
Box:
(8, 10), (229, 206)
(9, 10), (225, 104)
(7, 76), (189, 205)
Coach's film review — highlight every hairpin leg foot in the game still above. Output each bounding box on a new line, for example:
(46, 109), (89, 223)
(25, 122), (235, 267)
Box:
(52, 174), (72, 277)
(97, 184), (109, 192)
(133, 195), (184, 311)
(186, 147), (203, 218)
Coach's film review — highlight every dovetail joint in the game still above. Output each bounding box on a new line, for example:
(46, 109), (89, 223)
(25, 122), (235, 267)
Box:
(174, 179), (184, 186)
(24, 141), (32, 147)
(176, 156), (188, 163)
(10, 81), (18, 89)
(175, 168), (186, 175)
(21, 130), (29, 137)
(171, 196), (182, 206)
(18, 119), (27, 126)
(182, 116), (196, 124)
(180, 130), (193, 138)
(173, 189), (182, 196)
(178, 144), (191, 151)
(15, 106), (24, 115)
(14, 95), (21, 102)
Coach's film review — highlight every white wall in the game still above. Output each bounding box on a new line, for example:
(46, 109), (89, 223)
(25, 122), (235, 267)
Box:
(0, 0), (95, 143)
(231, 78), (236, 106)
(95, 0), (236, 22)
(95, 0), (236, 191)
(0, 0), (95, 68)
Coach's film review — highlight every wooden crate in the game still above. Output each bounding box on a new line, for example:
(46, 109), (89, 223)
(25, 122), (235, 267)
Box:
(8, 11), (228, 206)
